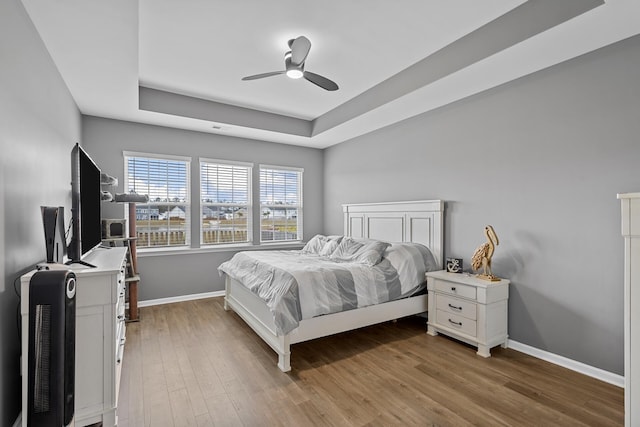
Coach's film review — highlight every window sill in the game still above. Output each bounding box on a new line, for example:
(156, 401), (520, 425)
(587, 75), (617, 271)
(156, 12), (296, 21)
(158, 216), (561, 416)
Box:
(137, 242), (305, 258)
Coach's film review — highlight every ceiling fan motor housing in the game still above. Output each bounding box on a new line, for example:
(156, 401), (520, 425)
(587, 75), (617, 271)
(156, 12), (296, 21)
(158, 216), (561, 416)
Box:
(284, 51), (304, 78)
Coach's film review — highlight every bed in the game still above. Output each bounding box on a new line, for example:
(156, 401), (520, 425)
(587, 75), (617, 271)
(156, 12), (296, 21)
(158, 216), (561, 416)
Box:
(219, 200), (444, 372)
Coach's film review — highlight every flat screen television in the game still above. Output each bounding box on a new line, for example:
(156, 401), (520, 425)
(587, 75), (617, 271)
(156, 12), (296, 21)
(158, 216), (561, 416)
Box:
(67, 143), (102, 266)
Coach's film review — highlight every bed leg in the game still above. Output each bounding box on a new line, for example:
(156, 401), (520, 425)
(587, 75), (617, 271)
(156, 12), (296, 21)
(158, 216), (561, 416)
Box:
(224, 276), (231, 311)
(276, 335), (291, 372)
(278, 352), (291, 372)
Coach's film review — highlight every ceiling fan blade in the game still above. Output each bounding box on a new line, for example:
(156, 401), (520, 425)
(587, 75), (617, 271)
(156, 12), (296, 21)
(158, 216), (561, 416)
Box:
(242, 71), (285, 81)
(303, 71), (339, 91)
(290, 36), (311, 66)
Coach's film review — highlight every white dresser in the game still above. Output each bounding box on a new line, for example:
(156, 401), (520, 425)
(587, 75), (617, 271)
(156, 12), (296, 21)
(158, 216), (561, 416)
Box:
(619, 192), (640, 427)
(21, 246), (127, 427)
(426, 270), (509, 357)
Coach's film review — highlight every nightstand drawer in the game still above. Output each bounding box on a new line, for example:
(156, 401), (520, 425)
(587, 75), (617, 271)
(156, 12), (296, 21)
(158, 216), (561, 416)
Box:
(435, 309), (477, 337)
(435, 294), (477, 320)
(434, 279), (477, 300)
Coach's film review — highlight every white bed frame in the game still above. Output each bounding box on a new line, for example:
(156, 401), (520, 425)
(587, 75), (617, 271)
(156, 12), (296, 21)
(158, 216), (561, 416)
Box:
(224, 200), (444, 372)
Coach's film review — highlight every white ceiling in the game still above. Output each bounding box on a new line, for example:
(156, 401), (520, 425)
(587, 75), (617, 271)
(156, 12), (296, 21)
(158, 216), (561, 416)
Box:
(139, 0), (524, 120)
(20, 0), (640, 149)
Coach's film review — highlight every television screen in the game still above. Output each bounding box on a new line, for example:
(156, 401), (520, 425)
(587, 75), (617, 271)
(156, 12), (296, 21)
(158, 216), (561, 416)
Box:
(68, 143), (102, 264)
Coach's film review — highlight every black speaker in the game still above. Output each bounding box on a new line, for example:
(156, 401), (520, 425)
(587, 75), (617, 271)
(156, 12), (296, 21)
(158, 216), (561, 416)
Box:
(27, 270), (76, 427)
(41, 206), (67, 264)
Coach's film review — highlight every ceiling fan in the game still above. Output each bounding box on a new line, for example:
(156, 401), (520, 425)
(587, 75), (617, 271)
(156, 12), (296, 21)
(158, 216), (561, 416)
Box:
(242, 36), (339, 91)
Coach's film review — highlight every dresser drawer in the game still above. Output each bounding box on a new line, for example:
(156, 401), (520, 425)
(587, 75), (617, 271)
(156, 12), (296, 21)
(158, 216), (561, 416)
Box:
(116, 323), (126, 364)
(435, 309), (477, 337)
(117, 294), (126, 320)
(117, 264), (126, 295)
(117, 283), (126, 307)
(435, 294), (477, 320)
(434, 279), (477, 300)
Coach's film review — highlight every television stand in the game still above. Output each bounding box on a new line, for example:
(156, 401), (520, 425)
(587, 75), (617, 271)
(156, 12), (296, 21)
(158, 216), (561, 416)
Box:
(65, 259), (97, 268)
(22, 247), (128, 426)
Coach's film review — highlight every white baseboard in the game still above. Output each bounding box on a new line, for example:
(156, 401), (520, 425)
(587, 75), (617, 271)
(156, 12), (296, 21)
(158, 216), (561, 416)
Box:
(137, 290), (225, 308)
(508, 339), (624, 388)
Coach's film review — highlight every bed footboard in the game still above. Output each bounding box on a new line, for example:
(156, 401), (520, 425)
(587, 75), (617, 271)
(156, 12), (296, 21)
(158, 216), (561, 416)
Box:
(225, 275), (429, 372)
(224, 276), (292, 372)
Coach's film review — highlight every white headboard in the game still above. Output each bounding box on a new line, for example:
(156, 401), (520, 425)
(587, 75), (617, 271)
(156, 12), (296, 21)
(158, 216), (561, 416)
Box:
(342, 200), (444, 268)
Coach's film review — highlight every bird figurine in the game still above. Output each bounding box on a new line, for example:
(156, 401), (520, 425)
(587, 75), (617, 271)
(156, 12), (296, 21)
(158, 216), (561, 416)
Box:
(471, 225), (501, 281)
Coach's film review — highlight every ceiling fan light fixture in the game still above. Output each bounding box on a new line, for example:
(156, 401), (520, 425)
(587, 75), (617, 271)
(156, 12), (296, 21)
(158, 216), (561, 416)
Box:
(286, 69), (304, 79)
(284, 51), (304, 79)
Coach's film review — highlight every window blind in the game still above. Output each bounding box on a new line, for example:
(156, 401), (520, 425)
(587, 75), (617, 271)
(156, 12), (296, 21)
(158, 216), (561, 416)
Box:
(200, 160), (252, 245)
(125, 154), (190, 248)
(260, 166), (302, 242)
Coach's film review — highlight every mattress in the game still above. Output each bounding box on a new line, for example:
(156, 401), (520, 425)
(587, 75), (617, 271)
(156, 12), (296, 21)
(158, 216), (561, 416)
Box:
(218, 241), (438, 334)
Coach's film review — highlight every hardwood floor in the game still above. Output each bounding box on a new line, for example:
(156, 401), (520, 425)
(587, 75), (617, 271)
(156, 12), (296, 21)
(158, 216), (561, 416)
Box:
(117, 298), (623, 426)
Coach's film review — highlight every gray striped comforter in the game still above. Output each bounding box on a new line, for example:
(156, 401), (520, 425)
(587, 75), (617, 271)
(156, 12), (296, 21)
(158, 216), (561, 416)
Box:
(218, 243), (438, 335)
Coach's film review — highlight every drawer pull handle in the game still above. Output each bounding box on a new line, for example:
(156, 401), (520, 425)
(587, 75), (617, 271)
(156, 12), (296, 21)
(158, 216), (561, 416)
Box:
(451, 287), (456, 292)
(448, 303), (462, 311)
(448, 319), (463, 326)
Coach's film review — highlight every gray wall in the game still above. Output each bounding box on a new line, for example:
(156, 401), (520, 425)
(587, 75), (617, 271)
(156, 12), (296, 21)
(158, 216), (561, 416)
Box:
(0, 0), (81, 424)
(2, 11), (632, 426)
(82, 117), (324, 301)
(324, 34), (640, 375)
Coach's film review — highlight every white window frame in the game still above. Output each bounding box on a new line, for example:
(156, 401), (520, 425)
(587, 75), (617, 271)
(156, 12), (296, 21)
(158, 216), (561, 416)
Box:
(199, 158), (253, 246)
(123, 151), (191, 250)
(259, 164), (303, 243)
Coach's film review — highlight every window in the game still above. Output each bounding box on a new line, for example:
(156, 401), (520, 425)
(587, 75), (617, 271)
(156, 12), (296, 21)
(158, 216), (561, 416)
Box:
(260, 165), (303, 242)
(200, 159), (252, 245)
(124, 152), (190, 249)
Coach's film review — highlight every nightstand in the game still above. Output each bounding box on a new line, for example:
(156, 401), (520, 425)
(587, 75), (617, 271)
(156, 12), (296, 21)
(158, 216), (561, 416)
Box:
(426, 270), (509, 357)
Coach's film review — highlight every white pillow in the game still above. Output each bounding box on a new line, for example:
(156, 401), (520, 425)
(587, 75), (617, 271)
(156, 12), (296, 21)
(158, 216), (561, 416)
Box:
(319, 239), (340, 256)
(355, 240), (391, 266)
(329, 237), (362, 260)
(330, 237), (390, 266)
(301, 234), (327, 254)
(302, 235), (343, 255)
